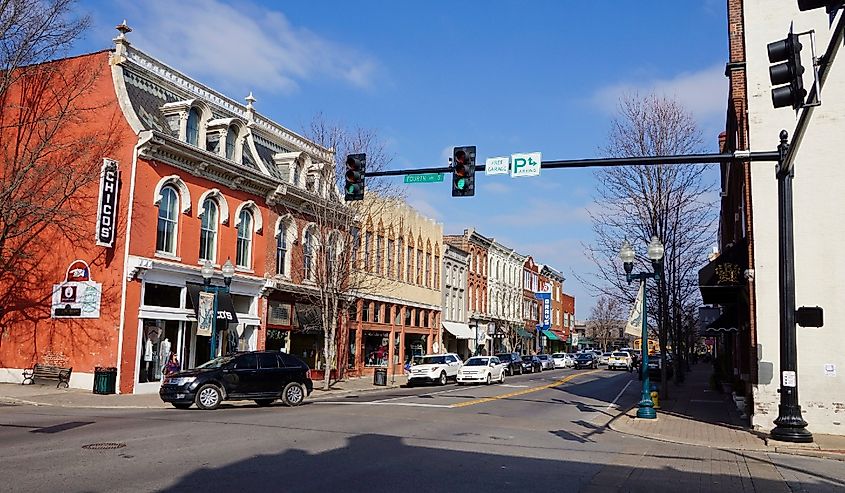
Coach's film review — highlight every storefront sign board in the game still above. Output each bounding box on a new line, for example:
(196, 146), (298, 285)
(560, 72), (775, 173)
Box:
(95, 158), (120, 248)
(52, 260), (101, 318)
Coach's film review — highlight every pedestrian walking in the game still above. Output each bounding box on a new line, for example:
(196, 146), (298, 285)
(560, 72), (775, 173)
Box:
(163, 352), (180, 377)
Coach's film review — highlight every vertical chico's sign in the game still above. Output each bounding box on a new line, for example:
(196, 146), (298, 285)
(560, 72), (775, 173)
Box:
(95, 158), (119, 248)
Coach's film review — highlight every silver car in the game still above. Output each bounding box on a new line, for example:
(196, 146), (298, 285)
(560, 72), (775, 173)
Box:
(537, 354), (555, 371)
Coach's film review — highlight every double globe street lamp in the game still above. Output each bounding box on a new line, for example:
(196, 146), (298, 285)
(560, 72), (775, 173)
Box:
(619, 236), (664, 420)
(201, 259), (235, 361)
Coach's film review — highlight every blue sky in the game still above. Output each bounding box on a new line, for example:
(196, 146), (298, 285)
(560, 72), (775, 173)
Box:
(74, 0), (728, 317)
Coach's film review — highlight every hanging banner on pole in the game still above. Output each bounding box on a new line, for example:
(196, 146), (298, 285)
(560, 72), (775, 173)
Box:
(624, 281), (645, 337)
(196, 291), (215, 337)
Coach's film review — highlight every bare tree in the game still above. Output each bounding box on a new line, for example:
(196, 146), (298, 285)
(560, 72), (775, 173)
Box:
(578, 93), (717, 396)
(588, 295), (624, 351)
(298, 114), (404, 390)
(0, 1), (121, 333)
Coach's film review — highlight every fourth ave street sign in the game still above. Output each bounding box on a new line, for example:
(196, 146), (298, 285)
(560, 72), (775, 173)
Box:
(404, 173), (444, 184)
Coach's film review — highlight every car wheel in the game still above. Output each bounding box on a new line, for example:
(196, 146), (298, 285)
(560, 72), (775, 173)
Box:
(499, 372), (505, 384)
(438, 372), (447, 386)
(195, 384), (222, 410)
(254, 399), (275, 407)
(485, 374), (491, 385)
(171, 403), (191, 410)
(282, 382), (305, 407)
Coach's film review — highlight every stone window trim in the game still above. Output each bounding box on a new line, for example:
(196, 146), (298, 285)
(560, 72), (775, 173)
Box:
(153, 175), (191, 214)
(274, 213), (299, 278)
(196, 188), (230, 225)
(161, 99), (212, 146)
(234, 200), (263, 234)
(206, 117), (248, 163)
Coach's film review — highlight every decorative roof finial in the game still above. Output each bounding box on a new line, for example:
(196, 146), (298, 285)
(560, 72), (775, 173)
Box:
(115, 20), (132, 40)
(245, 92), (256, 109)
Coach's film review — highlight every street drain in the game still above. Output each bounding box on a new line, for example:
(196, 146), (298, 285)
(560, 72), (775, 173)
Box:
(82, 442), (126, 450)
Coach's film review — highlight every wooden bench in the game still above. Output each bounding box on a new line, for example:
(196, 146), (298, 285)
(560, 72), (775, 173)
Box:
(22, 363), (72, 388)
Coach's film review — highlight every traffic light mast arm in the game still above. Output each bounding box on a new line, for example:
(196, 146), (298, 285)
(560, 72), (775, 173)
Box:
(781, 11), (845, 175)
(364, 150), (781, 178)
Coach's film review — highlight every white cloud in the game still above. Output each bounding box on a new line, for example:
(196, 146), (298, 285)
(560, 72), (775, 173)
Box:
(122, 0), (378, 95)
(592, 64), (727, 122)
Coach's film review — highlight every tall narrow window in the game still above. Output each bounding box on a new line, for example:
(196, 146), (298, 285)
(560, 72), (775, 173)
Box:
(406, 245), (413, 282)
(434, 255), (440, 287)
(425, 253), (431, 288)
(376, 235), (383, 275)
(365, 232), (373, 271)
(326, 236), (337, 279)
(387, 239), (394, 278)
(303, 229), (314, 279)
(236, 210), (253, 268)
(198, 199), (218, 262)
(276, 224), (287, 275)
(397, 238), (404, 281)
(187, 107), (201, 146)
(225, 126), (237, 159)
(156, 186), (178, 254)
(416, 250), (423, 285)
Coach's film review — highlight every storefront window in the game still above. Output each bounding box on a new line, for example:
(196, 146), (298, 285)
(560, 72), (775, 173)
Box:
(143, 283), (182, 308)
(139, 319), (182, 383)
(415, 309), (423, 327)
(363, 331), (389, 367)
(362, 302), (370, 322)
(291, 332), (323, 370)
(393, 332), (400, 365)
(265, 328), (288, 352)
(348, 330), (357, 369)
(373, 302), (381, 323)
(405, 308), (411, 327)
(405, 334), (427, 364)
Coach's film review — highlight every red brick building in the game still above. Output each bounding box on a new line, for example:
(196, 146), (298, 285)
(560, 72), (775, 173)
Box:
(0, 27), (344, 393)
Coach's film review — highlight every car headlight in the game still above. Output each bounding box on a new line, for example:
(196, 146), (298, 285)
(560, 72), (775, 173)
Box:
(166, 376), (196, 386)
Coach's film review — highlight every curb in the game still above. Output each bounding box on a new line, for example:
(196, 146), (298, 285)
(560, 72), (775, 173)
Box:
(607, 410), (845, 462)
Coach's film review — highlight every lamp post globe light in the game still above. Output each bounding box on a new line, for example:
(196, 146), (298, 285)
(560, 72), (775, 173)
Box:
(619, 236), (664, 420)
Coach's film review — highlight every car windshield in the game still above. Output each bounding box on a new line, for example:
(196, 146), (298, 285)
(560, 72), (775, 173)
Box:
(576, 354), (592, 360)
(552, 353), (565, 358)
(496, 354), (513, 361)
(612, 352), (628, 357)
(195, 355), (237, 369)
(603, 352), (612, 356)
(538, 355), (549, 359)
(464, 358), (490, 366)
(419, 356), (447, 365)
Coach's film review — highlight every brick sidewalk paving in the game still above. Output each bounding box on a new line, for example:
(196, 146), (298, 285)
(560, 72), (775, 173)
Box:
(608, 363), (845, 461)
(0, 374), (406, 409)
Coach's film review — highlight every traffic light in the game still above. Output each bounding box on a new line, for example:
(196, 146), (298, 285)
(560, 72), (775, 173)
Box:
(344, 153), (366, 201)
(767, 33), (806, 109)
(451, 146), (476, 197)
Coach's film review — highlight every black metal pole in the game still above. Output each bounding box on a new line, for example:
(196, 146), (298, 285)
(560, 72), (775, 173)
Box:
(770, 130), (813, 443)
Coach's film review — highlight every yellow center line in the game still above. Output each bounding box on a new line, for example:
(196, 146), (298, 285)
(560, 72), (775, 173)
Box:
(450, 370), (602, 408)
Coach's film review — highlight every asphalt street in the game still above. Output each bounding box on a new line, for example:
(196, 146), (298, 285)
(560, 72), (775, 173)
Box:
(2, 367), (843, 493)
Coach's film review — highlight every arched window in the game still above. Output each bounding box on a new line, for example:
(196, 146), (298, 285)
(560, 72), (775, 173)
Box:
(187, 107), (201, 146)
(199, 198), (218, 262)
(156, 186), (179, 254)
(225, 125), (237, 160)
(276, 222), (287, 276)
(236, 209), (253, 268)
(303, 228), (314, 280)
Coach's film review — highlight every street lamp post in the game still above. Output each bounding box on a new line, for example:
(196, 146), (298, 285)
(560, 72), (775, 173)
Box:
(620, 236), (664, 420)
(201, 259), (234, 361)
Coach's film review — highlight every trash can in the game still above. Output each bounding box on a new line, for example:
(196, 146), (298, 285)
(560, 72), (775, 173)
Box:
(93, 367), (117, 395)
(373, 368), (388, 386)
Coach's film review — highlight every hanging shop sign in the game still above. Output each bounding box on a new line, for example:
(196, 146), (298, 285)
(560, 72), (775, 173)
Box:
(196, 291), (215, 337)
(95, 158), (120, 248)
(51, 260), (102, 318)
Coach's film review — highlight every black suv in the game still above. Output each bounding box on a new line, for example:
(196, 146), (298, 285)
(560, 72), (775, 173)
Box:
(495, 352), (524, 376)
(574, 352), (598, 369)
(160, 351), (313, 410)
(521, 355), (542, 373)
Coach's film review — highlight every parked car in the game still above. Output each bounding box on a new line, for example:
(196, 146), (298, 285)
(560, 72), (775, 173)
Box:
(521, 354), (543, 373)
(495, 352), (524, 376)
(537, 354), (555, 371)
(408, 353), (463, 386)
(551, 353), (574, 369)
(574, 352), (598, 369)
(607, 351), (633, 371)
(457, 356), (506, 385)
(646, 353), (674, 380)
(159, 351), (313, 410)
(599, 352), (612, 365)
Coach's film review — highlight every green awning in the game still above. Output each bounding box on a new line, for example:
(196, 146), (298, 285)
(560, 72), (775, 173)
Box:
(516, 327), (533, 338)
(542, 329), (560, 341)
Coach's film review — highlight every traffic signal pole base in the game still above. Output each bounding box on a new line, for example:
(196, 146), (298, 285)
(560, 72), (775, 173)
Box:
(636, 396), (657, 419)
(771, 404), (813, 443)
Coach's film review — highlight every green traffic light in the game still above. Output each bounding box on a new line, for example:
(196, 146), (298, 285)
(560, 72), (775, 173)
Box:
(456, 178), (466, 190)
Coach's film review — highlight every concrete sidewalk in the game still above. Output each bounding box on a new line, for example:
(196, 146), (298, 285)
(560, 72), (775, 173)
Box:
(0, 374), (406, 409)
(608, 363), (845, 461)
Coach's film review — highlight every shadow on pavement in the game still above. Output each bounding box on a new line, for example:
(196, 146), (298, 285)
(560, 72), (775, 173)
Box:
(157, 433), (833, 493)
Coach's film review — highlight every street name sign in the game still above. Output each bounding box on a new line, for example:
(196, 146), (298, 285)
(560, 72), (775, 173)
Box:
(485, 156), (510, 175)
(510, 152), (541, 177)
(404, 173), (444, 184)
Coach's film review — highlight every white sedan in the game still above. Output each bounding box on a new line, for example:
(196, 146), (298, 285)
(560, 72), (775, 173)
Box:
(552, 353), (574, 368)
(457, 356), (506, 385)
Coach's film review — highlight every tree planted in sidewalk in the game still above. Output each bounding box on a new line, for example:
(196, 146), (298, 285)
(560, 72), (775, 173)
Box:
(588, 295), (625, 351)
(579, 93), (717, 397)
